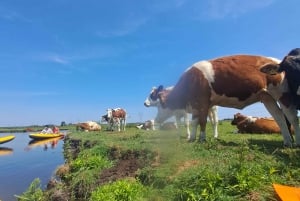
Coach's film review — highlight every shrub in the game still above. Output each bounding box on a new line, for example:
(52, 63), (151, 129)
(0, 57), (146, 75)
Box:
(89, 179), (147, 201)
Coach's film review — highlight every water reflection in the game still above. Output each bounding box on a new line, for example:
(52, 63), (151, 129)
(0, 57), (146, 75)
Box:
(0, 147), (13, 156)
(25, 136), (64, 151)
(0, 133), (65, 201)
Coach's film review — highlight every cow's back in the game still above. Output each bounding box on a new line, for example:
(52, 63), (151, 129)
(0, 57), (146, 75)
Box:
(165, 55), (283, 110)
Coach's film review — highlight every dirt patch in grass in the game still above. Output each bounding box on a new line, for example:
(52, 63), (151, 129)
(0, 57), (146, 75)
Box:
(47, 138), (156, 200)
(97, 147), (153, 185)
(169, 160), (200, 179)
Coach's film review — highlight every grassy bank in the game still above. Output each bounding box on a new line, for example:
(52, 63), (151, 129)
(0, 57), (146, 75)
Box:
(18, 121), (300, 200)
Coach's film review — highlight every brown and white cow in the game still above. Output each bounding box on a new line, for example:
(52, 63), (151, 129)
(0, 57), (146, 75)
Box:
(158, 54), (300, 146)
(231, 113), (281, 134)
(76, 121), (101, 132)
(101, 108), (126, 132)
(144, 86), (219, 140)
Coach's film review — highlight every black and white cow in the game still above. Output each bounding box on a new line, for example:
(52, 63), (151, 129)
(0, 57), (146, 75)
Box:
(261, 48), (300, 110)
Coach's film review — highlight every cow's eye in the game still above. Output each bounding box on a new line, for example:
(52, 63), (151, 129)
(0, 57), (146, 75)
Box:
(150, 90), (158, 100)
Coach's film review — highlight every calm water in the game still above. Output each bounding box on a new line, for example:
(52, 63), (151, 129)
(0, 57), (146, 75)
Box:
(0, 133), (65, 201)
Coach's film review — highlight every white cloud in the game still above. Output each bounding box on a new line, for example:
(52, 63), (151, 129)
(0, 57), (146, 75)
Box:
(0, 91), (59, 97)
(96, 17), (148, 38)
(203, 0), (275, 19)
(0, 6), (32, 22)
(48, 55), (69, 65)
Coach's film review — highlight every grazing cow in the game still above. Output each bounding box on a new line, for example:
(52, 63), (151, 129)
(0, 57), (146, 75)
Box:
(144, 86), (219, 140)
(136, 119), (155, 130)
(76, 121), (101, 132)
(231, 113), (281, 134)
(101, 108), (126, 132)
(158, 54), (300, 146)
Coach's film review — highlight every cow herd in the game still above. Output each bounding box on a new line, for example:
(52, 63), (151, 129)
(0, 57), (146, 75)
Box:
(79, 48), (300, 147)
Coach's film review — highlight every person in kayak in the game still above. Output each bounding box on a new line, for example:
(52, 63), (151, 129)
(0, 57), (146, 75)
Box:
(41, 126), (53, 134)
(52, 126), (60, 134)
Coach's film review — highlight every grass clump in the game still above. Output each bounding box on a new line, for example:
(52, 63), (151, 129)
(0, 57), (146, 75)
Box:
(89, 179), (147, 201)
(15, 178), (44, 201)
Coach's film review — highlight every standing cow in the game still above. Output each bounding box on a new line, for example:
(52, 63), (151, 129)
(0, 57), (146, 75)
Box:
(158, 54), (299, 146)
(101, 108), (126, 132)
(144, 85), (218, 140)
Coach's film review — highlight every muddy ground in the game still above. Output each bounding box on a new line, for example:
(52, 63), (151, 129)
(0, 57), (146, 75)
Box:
(46, 138), (154, 201)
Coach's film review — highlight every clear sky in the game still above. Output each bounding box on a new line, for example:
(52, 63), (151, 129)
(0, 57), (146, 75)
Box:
(1, 0), (299, 126)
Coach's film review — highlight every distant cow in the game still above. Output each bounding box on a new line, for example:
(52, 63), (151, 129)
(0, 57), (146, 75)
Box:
(231, 113), (281, 134)
(76, 121), (101, 132)
(144, 85), (219, 140)
(158, 54), (300, 146)
(101, 108), (126, 132)
(136, 120), (155, 130)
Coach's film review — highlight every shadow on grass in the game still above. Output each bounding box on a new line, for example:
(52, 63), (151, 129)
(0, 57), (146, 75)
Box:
(247, 138), (300, 166)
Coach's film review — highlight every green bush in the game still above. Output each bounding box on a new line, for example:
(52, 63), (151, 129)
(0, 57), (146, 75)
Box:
(15, 178), (44, 201)
(89, 179), (147, 201)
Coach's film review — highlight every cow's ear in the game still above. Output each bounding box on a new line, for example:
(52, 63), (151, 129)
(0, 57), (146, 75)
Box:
(260, 63), (280, 75)
(157, 85), (163, 92)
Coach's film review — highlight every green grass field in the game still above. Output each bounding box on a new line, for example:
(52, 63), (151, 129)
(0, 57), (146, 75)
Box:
(18, 120), (300, 201)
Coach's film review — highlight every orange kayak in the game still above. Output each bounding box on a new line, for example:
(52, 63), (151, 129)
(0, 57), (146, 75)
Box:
(273, 183), (300, 201)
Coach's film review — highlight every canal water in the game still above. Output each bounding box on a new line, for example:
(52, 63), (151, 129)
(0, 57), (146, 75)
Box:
(0, 133), (65, 201)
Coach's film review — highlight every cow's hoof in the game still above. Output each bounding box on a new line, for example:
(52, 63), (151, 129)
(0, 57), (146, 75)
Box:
(187, 139), (196, 143)
(283, 143), (293, 148)
(198, 139), (207, 143)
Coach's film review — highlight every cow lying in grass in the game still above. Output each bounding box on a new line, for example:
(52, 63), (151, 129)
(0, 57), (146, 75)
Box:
(76, 121), (101, 132)
(231, 113), (282, 134)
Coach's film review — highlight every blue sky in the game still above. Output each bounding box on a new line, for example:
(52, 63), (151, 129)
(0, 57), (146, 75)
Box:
(1, 0), (299, 126)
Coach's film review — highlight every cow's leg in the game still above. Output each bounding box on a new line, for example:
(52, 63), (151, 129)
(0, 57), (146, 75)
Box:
(281, 106), (300, 145)
(260, 92), (293, 146)
(198, 111), (208, 142)
(116, 118), (121, 132)
(208, 106), (218, 138)
(123, 117), (126, 131)
(183, 112), (191, 139)
(188, 115), (198, 142)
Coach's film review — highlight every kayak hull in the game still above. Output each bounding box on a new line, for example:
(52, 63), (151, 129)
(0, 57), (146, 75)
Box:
(0, 135), (15, 144)
(29, 133), (64, 140)
(273, 183), (300, 201)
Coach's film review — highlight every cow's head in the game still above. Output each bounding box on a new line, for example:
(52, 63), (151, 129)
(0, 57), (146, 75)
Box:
(231, 113), (247, 125)
(260, 48), (300, 75)
(144, 85), (164, 107)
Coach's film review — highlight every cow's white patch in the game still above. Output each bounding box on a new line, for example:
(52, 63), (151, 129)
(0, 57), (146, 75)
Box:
(246, 116), (257, 123)
(297, 86), (300, 95)
(192, 60), (215, 86)
(267, 57), (281, 64)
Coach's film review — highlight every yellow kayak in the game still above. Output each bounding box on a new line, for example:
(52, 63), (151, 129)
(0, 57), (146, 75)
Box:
(273, 183), (300, 201)
(29, 133), (64, 140)
(0, 135), (15, 144)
